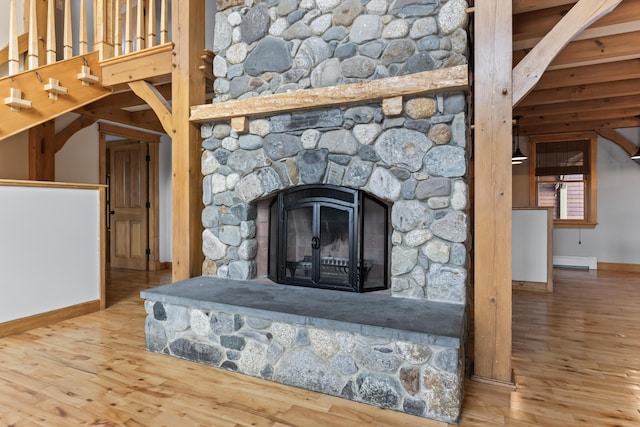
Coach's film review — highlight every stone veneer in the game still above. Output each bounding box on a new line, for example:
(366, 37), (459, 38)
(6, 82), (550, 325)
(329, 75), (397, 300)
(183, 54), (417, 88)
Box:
(142, 277), (466, 424)
(144, 0), (470, 424)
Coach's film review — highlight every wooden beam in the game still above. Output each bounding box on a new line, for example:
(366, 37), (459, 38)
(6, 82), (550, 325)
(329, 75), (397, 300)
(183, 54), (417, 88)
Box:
(83, 83), (172, 111)
(515, 95), (640, 118)
(55, 115), (98, 153)
(77, 106), (165, 134)
(534, 59), (640, 90)
(172, 0), (206, 280)
(519, 106), (640, 127)
(512, 0), (622, 105)
(98, 122), (161, 143)
(519, 78), (640, 107)
(522, 117), (640, 135)
(542, 31), (640, 71)
(128, 80), (175, 135)
(190, 65), (468, 123)
(100, 43), (174, 89)
(28, 119), (55, 181)
(513, 1), (640, 50)
(473, 0), (514, 385)
(513, 0), (577, 14)
(597, 128), (637, 156)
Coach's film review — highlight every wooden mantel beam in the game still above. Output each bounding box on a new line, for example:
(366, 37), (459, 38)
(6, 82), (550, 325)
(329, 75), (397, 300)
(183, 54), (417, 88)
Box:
(512, 0), (623, 106)
(189, 65), (469, 123)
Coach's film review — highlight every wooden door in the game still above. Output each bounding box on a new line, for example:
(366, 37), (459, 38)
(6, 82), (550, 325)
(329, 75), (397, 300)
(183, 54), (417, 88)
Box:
(110, 141), (149, 270)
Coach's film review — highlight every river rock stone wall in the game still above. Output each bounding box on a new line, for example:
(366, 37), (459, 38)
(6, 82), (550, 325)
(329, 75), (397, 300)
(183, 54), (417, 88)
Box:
(203, 0), (471, 305)
(145, 299), (464, 424)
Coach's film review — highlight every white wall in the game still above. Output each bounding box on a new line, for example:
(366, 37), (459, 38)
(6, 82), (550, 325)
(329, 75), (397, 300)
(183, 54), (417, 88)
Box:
(513, 129), (640, 265)
(159, 134), (172, 262)
(55, 121), (100, 184)
(0, 183), (102, 323)
(0, 131), (28, 179)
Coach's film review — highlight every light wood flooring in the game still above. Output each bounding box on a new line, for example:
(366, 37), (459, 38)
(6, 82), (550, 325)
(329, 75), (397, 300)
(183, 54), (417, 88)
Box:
(0, 268), (639, 426)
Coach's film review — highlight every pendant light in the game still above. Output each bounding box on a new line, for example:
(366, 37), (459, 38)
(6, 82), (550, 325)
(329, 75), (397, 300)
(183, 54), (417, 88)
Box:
(512, 115), (527, 163)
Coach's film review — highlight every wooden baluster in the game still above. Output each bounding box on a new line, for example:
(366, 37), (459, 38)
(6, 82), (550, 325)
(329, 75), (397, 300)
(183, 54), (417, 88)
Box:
(79, 0), (88, 54)
(160, 0), (168, 44)
(64, 0), (73, 59)
(125, 0), (133, 54)
(27, 0), (39, 69)
(95, 0), (115, 60)
(147, 0), (156, 47)
(136, 0), (145, 50)
(114, 0), (122, 56)
(46, 0), (56, 64)
(8, 0), (19, 75)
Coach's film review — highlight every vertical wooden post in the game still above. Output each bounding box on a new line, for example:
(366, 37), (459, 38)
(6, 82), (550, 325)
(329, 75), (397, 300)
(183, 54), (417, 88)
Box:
(46, 0), (56, 64)
(94, 0), (115, 60)
(136, 0), (145, 50)
(79, 0), (88, 54)
(28, 120), (56, 181)
(171, 0), (205, 280)
(160, 0), (168, 44)
(63, 0), (73, 59)
(114, 0), (122, 56)
(9, 0), (19, 75)
(27, 0), (39, 69)
(147, 0), (156, 47)
(125, 0), (133, 54)
(473, 1), (514, 385)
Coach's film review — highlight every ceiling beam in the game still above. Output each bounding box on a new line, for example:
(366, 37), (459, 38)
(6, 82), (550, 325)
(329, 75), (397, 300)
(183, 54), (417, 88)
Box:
(512, 0), (622, 105)
(513, 0), (577, 15)
(514, 1), (640, 50)
(77, 107), (165, 134)
(534, 59), (640, 90)
(519, 106), (640, 127)
(518, 78), (640, 107)
(522, 117), (640, 135)
(515, 95), (640, 117)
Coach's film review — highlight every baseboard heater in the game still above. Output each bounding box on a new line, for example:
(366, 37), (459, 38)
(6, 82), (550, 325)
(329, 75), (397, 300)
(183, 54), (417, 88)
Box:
(553, 256), (598, 270)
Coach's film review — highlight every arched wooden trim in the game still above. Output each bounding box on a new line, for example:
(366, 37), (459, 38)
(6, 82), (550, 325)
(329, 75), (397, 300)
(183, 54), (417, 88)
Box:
(597, 128), (637, 156)
(55, 116), (98, 153)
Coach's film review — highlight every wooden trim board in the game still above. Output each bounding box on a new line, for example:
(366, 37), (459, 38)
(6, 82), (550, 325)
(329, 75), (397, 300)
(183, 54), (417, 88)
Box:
(0, 300), (101, 338)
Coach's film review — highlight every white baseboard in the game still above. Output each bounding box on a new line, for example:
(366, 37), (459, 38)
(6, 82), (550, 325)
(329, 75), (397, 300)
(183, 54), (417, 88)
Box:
(553, 256), (598, 270)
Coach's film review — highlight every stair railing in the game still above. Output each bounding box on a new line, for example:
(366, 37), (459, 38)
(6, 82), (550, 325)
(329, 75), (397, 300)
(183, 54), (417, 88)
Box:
(2, 0), (171, 76)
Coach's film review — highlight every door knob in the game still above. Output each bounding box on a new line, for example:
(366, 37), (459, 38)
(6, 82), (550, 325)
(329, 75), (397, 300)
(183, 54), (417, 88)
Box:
(311, 236), (320, 249)
(109, 210), (115, 215)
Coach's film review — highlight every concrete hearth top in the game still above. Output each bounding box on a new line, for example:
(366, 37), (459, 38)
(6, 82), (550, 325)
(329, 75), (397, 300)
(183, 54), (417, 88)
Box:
(141, 277), (465, 348)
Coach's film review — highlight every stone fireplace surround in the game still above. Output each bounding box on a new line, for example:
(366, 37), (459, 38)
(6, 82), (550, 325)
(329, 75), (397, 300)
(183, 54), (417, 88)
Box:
(141, 0), (471, 424)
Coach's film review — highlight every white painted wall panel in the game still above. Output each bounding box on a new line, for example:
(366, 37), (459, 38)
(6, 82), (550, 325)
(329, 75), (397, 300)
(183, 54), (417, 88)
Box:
(0, 185), (101, 323)
(513, 209), (549, 283)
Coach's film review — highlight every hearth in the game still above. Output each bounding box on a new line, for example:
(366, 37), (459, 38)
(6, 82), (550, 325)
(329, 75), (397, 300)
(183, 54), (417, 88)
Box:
(268, 185), (388, 292)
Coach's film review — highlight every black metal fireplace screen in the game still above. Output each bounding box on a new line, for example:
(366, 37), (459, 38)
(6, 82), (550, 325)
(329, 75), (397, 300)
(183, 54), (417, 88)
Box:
(268, 185), (389, 292)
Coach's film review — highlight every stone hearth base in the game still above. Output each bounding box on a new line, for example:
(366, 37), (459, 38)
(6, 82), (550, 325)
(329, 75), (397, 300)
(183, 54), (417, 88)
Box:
(141, 277), (466, 424)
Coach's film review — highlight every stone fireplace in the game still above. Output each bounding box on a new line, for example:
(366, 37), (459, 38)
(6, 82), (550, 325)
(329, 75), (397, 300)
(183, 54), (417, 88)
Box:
(141, 0), (470, 423)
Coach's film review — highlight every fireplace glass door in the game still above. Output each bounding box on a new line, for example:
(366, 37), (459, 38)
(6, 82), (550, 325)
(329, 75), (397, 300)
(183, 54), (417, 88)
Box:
(269, 185), (388, 292)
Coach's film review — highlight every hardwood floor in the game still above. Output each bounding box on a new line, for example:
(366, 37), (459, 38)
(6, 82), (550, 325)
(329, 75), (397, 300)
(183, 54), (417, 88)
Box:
(0, 268), (639, 426)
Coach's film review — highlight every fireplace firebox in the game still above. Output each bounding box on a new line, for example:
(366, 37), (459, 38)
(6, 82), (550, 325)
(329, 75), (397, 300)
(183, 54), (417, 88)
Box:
(268, 185), (388, 292)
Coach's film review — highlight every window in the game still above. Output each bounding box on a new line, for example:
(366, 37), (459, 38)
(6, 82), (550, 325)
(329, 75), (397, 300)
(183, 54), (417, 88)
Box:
(529, 132), (597, 228)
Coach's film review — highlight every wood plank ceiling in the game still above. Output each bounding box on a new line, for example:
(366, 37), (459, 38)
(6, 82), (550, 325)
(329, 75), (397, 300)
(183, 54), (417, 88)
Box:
(511, 0), (640, 140)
